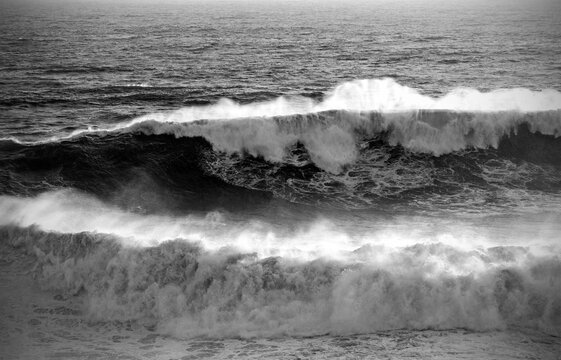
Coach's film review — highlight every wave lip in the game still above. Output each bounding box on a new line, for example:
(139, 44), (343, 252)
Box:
(317, 79), (561, 113)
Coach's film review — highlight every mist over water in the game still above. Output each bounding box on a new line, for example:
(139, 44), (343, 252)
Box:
(1, 0), (561, 358)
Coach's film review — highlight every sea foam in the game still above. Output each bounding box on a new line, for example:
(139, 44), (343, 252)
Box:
(2, 222), (560, 337)
(4, 78), (561, 173)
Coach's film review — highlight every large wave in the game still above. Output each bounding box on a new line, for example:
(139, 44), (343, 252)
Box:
(2, 78), (561, 212)
(124, 110), (561, 174)
(2, 128), (561, 212)
(2, 221), (560, 337)
(1, 186), (561, 337)
(4, 79), (561, 175)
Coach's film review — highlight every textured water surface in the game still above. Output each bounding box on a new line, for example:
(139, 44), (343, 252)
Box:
(1, 0), (561, 359)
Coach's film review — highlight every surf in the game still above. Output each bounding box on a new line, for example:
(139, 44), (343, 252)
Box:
(2, 215), (560, 338)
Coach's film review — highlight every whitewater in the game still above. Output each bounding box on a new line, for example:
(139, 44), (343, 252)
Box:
(5, 78), (561, 174)
(1, 0), (561, 358)
(2, 78), (561, 358)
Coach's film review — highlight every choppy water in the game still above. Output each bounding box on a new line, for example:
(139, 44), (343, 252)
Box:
(1, 0), (561, 359)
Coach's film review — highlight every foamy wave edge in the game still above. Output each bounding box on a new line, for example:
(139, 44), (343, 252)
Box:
(2, 224), (560, 338)
(5, 78), (561, 173)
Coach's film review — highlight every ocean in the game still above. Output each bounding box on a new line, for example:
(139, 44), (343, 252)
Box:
(1, 0), (561, 358)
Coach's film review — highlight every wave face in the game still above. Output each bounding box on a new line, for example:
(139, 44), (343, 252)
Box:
(2, 111), (561, 211)
(2, 79), (561, 210)
(124, 109), (561, 172)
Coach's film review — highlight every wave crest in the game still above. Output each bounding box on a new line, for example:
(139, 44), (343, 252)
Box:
(125, 110), (561, 173)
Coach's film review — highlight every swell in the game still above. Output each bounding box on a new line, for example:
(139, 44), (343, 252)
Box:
(2, 224), (560, 337)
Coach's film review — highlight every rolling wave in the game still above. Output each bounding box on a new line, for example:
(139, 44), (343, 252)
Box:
(1, 126), (561, 211)
(2, 78), (560, 176)
(2, 224), (560, 337)
(4, 77), (561, 136)
(123, 109), (561, 173)
(1, 78), (561, 210)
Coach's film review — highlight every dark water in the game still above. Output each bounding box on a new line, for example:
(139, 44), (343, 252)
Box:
(1, 0), (561, 359)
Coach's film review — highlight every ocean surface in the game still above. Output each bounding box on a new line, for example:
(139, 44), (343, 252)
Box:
(1, 0), (561, 358)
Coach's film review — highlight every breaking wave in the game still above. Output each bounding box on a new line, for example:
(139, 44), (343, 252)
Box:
(2, 75), (561, 339)
(2, 224), (560, 337)
(3, 79), (561, 176)
(2, 126), (561, 212)
(124, 109), (561, 173)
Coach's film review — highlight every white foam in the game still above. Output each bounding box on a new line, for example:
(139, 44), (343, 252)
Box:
(130, 78), (561, 120)
(2, 190), (561, 336)
(4, 79), (561, 174)
(126, 109), (560, 173)
(100, 80), (561, 173)
(0, 190), (558, 262)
